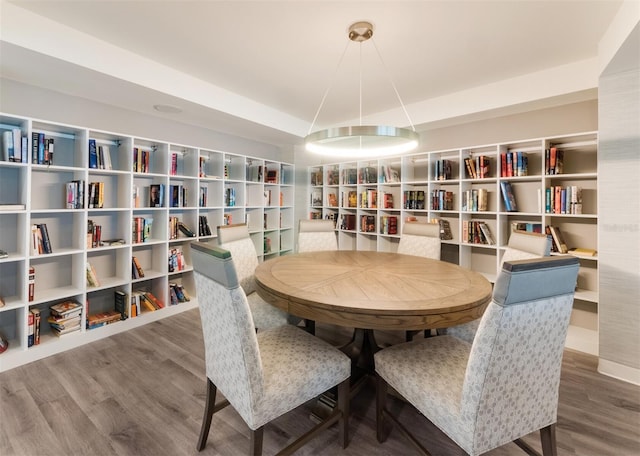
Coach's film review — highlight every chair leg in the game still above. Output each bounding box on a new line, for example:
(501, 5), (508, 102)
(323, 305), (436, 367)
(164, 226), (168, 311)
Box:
(376, 374), (388, 443)
(337, 378), (350, 448)
(197, 378), (217, 451)
(250, 427), (264, 456)
(540, 424), (557, 456)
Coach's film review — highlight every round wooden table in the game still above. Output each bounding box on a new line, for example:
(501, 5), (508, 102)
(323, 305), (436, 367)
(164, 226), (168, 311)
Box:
(255, 250), (492, 377)
(254, 250), (492, 332)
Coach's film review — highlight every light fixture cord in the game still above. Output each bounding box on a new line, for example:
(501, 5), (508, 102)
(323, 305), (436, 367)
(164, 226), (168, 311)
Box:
(307, 40), (351, 136)
(371, 38), (416, 132)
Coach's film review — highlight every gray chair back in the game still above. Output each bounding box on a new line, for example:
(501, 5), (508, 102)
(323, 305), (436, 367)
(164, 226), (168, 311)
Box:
(461, 255), (579, 452)
(216, 223), (259, 294)
(191, 243), (264, 426)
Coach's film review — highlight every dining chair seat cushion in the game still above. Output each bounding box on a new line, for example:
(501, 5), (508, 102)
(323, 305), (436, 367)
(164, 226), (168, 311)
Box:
(255, 324), (350, 429)
(375, 335), (471, 448)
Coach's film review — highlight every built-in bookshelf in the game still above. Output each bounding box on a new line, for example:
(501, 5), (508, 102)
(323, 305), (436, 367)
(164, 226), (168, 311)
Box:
(309, 131), (599, 355)
(0, 113), (294, 372)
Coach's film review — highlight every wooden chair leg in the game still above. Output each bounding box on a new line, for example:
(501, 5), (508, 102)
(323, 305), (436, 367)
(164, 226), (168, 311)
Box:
(251, 427), (264, 456)
(376, 374), (388, 443)
(337, 378), (350, 448)
(197, 379), (217, 451)
(540, 424), (557, 456)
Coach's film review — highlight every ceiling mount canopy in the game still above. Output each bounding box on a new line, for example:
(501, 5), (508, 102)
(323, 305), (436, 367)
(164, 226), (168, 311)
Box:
(304, 21), (419, 158)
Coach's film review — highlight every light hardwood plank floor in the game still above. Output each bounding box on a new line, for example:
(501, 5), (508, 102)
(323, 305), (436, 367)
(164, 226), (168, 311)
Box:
(1, 309), (639, 456)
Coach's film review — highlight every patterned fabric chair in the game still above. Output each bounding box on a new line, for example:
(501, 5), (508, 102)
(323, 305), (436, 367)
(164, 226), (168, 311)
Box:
(445, 230), (551, 343)
(375, 256), (579, 456)
(297, 219), (338, 252)
(396, 221), (441, 260)
(192, 243), (351, 455)
(217, 223), (290, 330)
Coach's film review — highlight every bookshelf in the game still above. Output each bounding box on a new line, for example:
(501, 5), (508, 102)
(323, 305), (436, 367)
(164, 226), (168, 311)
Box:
(308, 131), (599, 355)
(0, 113), (294, 372)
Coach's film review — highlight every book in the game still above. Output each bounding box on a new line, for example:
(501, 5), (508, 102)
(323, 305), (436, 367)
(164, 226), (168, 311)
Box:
(178, 222), (196, 238)
(132, 256), (145, 279)
(28, 266), (35, 301)
(28, 310), (35, 347)
(50, 300), (82, 318)
(88, 139), (98, 168)
(500, 181), (517, 212)
(86, 262), (100, 288)
(114, 290), (128, 319)
(549, 226), (569, 254)
(31, 308), (41, 345)
(568, 247), (597, 257)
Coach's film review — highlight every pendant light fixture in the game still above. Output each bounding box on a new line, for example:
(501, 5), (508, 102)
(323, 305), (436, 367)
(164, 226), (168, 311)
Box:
(304, 21), (419, 158)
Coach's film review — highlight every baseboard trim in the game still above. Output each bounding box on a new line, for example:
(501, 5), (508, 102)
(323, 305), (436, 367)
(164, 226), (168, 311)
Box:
(598, 358), (640, 386)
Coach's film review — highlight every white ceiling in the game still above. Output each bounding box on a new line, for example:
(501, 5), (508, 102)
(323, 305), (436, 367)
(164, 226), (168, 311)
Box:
(0, 1), (624, 147)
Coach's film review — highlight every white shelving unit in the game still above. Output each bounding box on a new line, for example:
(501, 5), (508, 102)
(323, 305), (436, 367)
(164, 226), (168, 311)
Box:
(308, 131), (599, 354)
(0, 113), (294, 372)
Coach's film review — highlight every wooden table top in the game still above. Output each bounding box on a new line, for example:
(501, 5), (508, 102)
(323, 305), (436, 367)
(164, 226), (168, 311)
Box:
(254, 250), (492, 331)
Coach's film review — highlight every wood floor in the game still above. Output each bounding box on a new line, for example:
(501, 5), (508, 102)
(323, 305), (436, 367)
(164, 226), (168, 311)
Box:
(1, 308), (639, 456)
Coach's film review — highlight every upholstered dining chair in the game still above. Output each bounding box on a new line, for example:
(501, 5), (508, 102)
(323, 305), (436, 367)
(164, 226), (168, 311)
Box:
(297, 219), (338, 252)
(375, 255), (580, 456)
(445, 230), (551, 343)
(217, 223), (289, 330)
(192, 243), (351, 455)
(396, 221), (441, 259)
(397, 221), (441, 341)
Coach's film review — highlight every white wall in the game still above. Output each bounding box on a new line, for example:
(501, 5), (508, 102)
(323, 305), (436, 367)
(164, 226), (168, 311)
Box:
(597, 23), (640, 385)
(0, 79), (284, 161)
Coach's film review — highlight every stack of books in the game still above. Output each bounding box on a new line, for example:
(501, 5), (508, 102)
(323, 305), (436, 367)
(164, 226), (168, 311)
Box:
(48, 300), (82, 337)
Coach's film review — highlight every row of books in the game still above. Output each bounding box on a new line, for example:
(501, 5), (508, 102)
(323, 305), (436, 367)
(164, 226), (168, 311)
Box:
(379, 216), (398, 235)
(545, 186), (582, 215)
(359, 167), (377, 184)
(65, 180), (85, 209)
(360, 215), (376, 233)
(341, 168), (358, 185)
(403, 190), (427, 210)
(87, 181), (105, 209)
(380, 166), (400, 183)
(170, 184), (188, 208)
(545, 147), (564, 175)
(199, 186), (208, 207)
(199, 215), (212, 236)
(169, 217), (196, 240)
(133, 147), (152, 173)
(461, 188), (489, 212)
(88, 139), (113, 170)
(433, 159), (453, 181)
(169, 283), (190, 305)
(2, 128), (28, 163)
(225, 187), (237, 207)
(327, 168), (339, 185)
(464, 155), (491, 179)
(462, 220), (495, 245)
(27, 308), (41, 346)
(87, 219), (103, 248)
(168, 247), (186, 273)
(132, 217), (153, 244)
(30, 223), (53, 255)
(500, 151), (528, 177)
(431, 190), (454, 211)
(359, 189), (378, 209)
(340, 214), (356, 231)
(132, 290), (165, 313)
